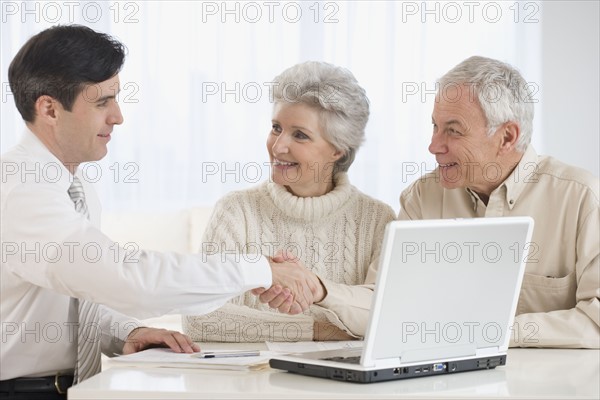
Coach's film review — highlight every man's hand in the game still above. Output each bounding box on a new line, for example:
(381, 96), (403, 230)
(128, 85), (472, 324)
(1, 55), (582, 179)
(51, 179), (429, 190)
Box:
(252, 251), (326, 314)
(122, 327), (200, 355)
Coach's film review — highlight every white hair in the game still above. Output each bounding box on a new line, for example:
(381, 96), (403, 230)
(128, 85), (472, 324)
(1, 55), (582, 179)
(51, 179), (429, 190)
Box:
(271, 61), (370, 172)
(438, 56), (534, 151)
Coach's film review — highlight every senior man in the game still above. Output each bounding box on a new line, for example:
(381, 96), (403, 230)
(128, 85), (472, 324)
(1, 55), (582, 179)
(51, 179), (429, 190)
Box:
(399, 56), (599, 348)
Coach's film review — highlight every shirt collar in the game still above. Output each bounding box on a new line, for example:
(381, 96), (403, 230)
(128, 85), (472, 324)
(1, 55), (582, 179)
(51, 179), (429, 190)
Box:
(465, 187), (480, 211)
(463, 145), (538, 211)
(19, 128), (75, 192)
(502, 145), (538, 209)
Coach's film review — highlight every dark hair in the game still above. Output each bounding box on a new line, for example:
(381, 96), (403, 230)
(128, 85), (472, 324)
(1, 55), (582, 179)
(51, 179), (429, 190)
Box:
(8, 25), (126, 122)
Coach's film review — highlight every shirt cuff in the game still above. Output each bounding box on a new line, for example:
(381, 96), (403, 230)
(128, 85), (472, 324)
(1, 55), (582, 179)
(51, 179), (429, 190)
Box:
(316, 277), (343, 309)
(237, 255), (272, 290)
(101, 313), (143, 356)
(313, 278), (361, 338)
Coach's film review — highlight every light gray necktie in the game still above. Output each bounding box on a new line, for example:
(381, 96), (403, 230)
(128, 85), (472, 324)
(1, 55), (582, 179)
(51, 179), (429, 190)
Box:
(68, 176), (102, 383)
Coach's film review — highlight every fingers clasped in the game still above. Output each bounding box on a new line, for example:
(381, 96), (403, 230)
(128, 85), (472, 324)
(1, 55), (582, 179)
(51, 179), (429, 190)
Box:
(256, 255), (326, 315)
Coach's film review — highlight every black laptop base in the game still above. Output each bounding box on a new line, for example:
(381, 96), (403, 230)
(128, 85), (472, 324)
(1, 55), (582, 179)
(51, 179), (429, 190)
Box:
(269, 355), (506, 383)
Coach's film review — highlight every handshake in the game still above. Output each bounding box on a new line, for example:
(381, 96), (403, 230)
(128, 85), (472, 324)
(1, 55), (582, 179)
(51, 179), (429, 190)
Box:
(251, 252), (326, 315)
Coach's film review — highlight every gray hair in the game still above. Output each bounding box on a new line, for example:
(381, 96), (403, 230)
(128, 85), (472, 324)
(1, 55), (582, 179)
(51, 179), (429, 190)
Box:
(438, 56), (534, 152)
(271, 61), (370, 172)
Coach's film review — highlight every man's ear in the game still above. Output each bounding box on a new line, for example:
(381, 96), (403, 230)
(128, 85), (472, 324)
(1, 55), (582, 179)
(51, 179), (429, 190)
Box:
(34, 95), (60, 125)
(498, 121), (520, 155)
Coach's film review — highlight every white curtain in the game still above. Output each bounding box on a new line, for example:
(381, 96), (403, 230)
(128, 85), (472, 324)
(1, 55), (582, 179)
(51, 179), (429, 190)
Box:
(1, 1), (543, 213)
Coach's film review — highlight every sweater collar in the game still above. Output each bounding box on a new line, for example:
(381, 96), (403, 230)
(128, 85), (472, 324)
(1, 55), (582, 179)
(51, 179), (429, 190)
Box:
(266, 173), (353, 221)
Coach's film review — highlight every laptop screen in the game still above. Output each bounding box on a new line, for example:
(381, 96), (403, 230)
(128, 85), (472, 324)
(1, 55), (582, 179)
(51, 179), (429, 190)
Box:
(363, 217), (533, 364)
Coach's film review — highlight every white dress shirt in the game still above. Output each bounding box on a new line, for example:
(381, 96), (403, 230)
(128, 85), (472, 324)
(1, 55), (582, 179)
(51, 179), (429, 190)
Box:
(0, 130), (272, 379)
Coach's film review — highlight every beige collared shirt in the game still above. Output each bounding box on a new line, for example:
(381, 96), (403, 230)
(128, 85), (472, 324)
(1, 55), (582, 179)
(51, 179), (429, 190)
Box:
(399, 145), (599, 348)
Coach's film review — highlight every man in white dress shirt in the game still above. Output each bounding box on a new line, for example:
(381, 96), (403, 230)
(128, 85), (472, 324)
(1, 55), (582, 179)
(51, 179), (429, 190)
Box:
(0, 25), (318, 399)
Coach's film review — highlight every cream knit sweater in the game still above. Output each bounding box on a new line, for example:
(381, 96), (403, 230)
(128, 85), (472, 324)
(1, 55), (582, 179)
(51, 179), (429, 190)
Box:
(183, 173), (395, 342)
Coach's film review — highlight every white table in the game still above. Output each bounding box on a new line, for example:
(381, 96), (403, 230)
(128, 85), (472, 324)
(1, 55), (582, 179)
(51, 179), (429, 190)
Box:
(69, 345), (600, 399)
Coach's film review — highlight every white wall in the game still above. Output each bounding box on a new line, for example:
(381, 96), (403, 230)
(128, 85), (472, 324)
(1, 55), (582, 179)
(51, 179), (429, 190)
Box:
(541, 1), (599, 176)
(1, 1), (597, 209)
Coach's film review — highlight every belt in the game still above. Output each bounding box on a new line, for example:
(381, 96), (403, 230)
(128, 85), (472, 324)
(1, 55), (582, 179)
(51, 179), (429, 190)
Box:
(0, 373), (74, 395)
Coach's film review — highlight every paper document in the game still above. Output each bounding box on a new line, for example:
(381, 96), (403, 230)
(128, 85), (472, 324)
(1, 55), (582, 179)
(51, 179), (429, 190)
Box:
(111, 341), (364, 370)
(266, 340), (363, 353)
(112, 348), (276, 371)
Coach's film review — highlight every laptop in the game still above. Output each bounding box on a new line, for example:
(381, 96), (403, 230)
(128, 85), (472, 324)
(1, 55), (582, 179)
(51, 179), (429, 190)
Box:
(269, 217), (534, 383)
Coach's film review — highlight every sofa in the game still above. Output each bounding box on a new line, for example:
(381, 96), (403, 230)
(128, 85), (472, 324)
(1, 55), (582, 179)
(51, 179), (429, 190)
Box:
(101, 207), (213, 254)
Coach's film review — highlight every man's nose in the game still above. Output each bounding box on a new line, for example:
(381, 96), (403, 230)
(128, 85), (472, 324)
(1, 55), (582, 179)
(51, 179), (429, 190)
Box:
(109, 102), (124, 125)
(429, 132), (447, 155)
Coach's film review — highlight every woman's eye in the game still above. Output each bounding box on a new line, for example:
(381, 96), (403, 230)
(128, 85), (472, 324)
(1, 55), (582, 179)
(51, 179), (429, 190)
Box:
(294, 131), (309, 139)
(271, 124), (282, 134)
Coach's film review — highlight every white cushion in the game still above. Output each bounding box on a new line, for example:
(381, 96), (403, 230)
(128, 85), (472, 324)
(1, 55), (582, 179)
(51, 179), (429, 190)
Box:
(101, 210), (192, 253)
(188, 207), (215, 253)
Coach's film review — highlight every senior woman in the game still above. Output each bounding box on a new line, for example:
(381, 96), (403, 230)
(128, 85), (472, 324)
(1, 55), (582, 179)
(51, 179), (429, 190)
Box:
(183, 61), (395, 342)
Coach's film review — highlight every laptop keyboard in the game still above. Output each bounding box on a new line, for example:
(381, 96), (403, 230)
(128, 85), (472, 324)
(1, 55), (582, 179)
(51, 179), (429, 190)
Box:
(322, 356), (361, 364)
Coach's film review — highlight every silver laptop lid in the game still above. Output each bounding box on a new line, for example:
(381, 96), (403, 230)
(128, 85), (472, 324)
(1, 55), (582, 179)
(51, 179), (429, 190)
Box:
(361, 217), (534, 367)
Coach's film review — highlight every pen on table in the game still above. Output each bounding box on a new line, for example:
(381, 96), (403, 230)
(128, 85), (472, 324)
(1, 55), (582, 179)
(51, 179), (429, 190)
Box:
(195, 350), (261, 359)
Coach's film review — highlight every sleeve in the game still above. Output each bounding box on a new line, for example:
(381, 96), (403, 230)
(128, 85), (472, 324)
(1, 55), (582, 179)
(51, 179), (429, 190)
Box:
(183, 302), (314, 342)
(313, 204), (397, 338)
(2, 183), (272, 320)
(183, 194), (316, 342)
(510, 206), (600, 348)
